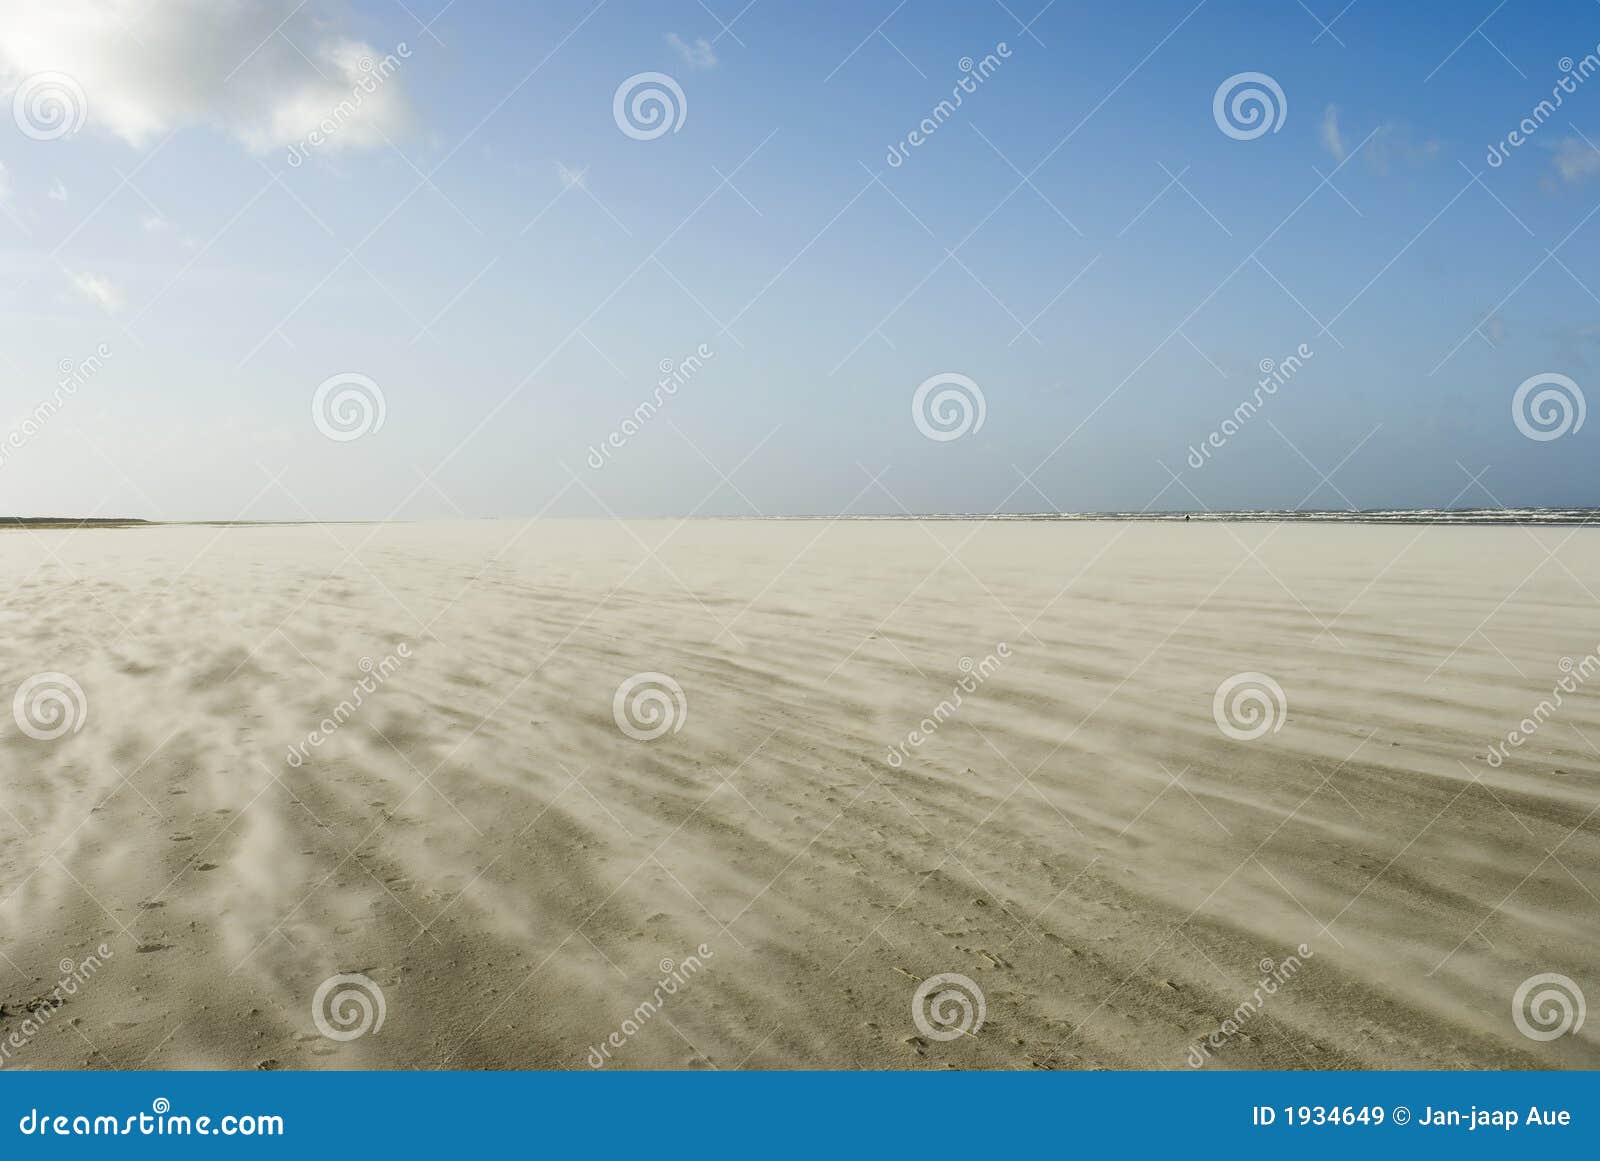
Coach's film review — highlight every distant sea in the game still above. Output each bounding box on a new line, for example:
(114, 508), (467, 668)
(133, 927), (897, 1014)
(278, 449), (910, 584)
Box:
(769, 508), (1600, 525)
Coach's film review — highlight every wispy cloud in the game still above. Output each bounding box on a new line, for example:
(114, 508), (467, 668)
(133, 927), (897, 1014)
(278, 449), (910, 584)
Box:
(1479, 310), (1505, 346)
(0, 161), (31, 237)
(1553, 320), (1600, 369)
(667, 33), (718, 71)
(1365, 123), (1441, 175)
(1552, 135), (1600, 184)
(48, 178), (68, 202)
(1320, 105), (1346, 163)
(1319, 110), (1440, 175)
(70, 271), (125, 314)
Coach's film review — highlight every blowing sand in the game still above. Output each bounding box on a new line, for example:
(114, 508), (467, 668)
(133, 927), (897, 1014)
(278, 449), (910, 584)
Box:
(1, 519), (1597, 1070)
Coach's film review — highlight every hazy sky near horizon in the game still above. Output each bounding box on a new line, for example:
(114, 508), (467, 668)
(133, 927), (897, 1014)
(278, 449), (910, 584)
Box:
(2, 0), (1599, 520)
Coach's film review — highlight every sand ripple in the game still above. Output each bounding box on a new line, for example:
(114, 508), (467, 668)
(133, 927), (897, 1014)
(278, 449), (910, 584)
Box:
(1, 521), (1596, 1069)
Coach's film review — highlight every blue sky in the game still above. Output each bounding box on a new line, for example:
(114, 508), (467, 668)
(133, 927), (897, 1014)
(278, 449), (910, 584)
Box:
(2, 0), (1599, 519)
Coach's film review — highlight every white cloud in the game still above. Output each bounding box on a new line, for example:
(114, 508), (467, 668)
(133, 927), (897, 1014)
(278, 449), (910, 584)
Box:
(1365, 123), (1440, 175)
(0, 1), (411, 152)
(667, 33), (718, 71)
(141, 213), (169, 233)
(49, 178), (68, 201)
(1320, 105), (1346, 163)
(1553, 135), (1600, 184)
(70, 271), (124, 314)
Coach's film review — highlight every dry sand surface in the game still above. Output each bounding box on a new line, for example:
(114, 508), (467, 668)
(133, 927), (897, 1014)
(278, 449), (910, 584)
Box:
(1, 519), (1597, 1070)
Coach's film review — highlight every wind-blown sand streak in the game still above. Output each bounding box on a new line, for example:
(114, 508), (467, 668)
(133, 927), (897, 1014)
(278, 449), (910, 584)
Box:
(1, 521), (1596, 1069)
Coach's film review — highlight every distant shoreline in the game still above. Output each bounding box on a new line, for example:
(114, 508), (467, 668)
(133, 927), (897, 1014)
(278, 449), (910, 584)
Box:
(0, 517), (149, 528)
(4, 509), (1598, 528)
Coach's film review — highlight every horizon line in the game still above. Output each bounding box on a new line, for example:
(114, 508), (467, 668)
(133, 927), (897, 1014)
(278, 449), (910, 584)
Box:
(6, 506), (1600, 529)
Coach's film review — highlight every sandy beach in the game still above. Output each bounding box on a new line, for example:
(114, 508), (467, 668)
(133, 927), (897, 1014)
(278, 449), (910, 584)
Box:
(1, 519), (1596, 1070)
